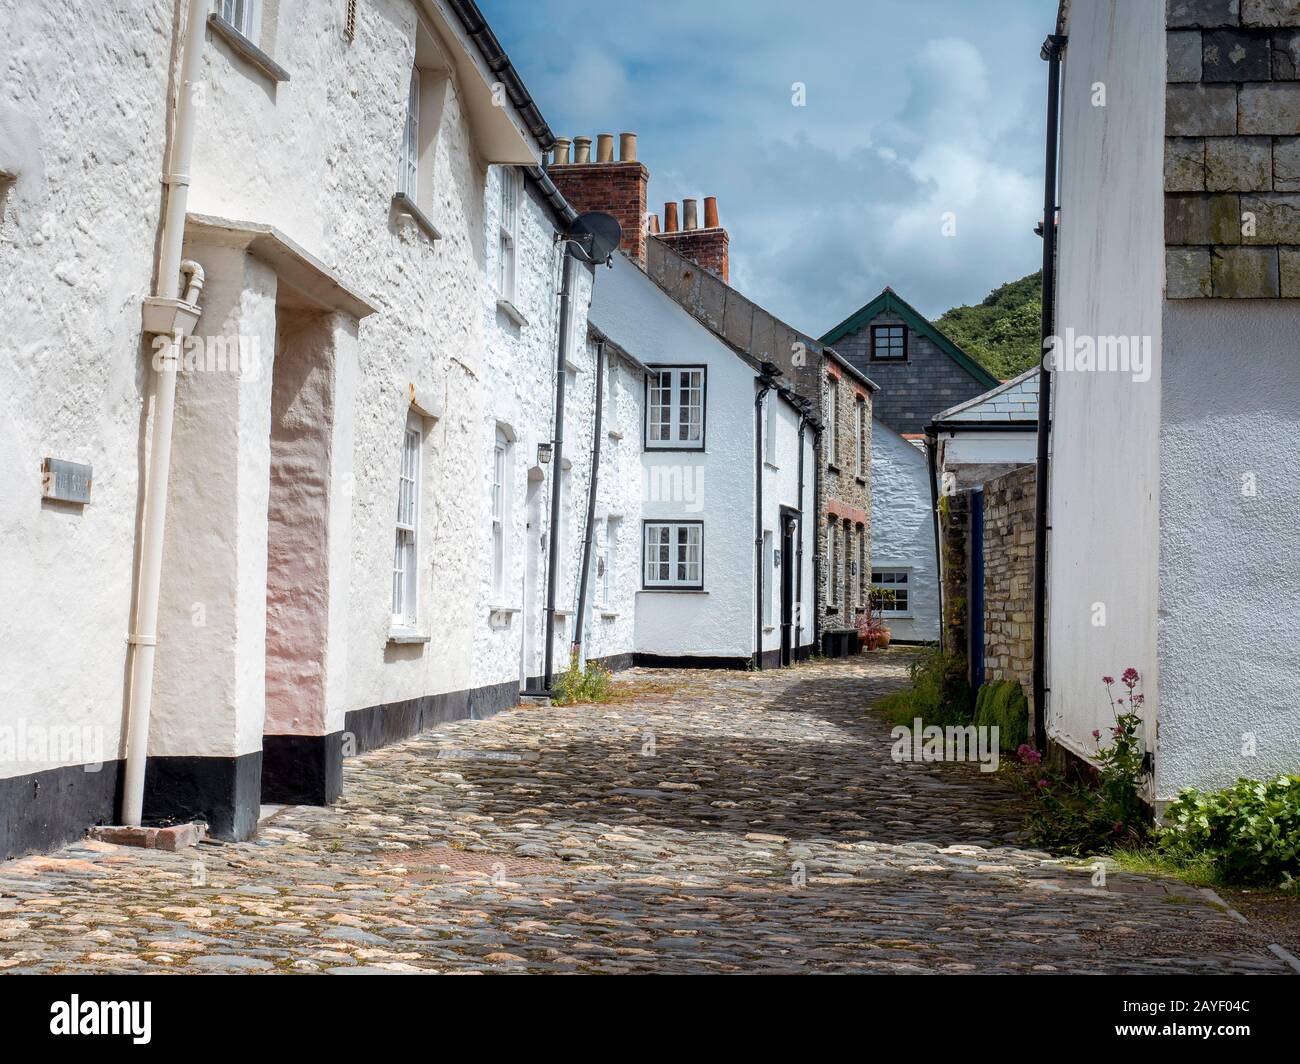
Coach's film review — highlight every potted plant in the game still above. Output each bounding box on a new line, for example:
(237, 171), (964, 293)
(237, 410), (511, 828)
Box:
(857, 586), (894, 651)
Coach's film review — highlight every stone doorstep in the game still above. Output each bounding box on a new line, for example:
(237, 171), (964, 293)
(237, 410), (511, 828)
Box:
(88, 822), (207, 852)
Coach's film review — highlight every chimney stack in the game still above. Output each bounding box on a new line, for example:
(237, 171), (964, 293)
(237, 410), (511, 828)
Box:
(544, 130), (650, 264)
(657, 194), (730, 282)
(647, 212), (660, 235)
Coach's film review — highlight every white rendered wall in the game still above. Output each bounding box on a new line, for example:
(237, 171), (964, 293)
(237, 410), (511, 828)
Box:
(590, 253), (757, 660)
(0, 0), (172, 778)
(871, 421), (939, 643)
(1158, 301), (1300, 799)
(1047, 0), (1165, 767)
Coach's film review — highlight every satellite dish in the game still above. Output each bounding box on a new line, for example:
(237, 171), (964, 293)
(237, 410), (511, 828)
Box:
(567, 212), (621, 263)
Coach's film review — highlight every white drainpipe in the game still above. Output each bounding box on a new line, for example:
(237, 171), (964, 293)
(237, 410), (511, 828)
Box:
(122, 0), (209, 826)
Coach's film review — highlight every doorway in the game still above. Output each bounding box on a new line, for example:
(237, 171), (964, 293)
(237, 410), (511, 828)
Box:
(520, 469), (544, 690)
(780, 512), (795, 667)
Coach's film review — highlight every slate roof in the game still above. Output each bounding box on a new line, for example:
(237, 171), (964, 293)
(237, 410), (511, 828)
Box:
(930, 367), (1039, 427)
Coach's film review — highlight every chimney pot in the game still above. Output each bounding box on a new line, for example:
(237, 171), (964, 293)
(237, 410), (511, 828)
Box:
(704, 196), (719, 229)
(573, 136), (592, 164)
(647, 212), (660, 234)
(663, 201), (679, 233)
(596, 133), (614, 162)
(551, 138), (571, 166)
(619, 132), (637, 162)
(682, 198), (699, 231)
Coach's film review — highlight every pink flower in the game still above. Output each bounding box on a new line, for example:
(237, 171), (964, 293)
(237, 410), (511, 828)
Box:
(1112, 725), (1124, 737)
(1116, 698), (1123, 705)
(1036, 778), (1049, 790)
(1102, 675), (1115, 686)
(1092, 729), (1102, 740)
(1132, 694), (1145, 705)
(1121, 667), (1140, 688)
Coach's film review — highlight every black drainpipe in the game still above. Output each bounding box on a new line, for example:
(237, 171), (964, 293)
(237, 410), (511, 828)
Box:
(572, 338), (605, 663)
(542, 245), (576, 692)
(925, 424), (943, 653)
(1032, 33), (1067, 751)
(794, 410), (807, 658)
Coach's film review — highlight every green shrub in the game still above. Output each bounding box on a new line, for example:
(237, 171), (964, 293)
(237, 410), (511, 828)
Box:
(1159, 775), (1300, 887)
(551, 652), (613, 706)
(974, 680), (1028, 751)
(874, 646), (971, 727)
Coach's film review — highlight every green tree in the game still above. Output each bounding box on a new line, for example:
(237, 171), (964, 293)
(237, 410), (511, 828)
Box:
(936, 271), (1042, 380)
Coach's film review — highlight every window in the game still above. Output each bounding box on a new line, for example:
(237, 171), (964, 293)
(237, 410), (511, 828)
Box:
(762, 529), (775, 626)
(858, 529), (868, 608)
(604, 358), (620, 435)
(764, 393), (777, 465)
(855, 398), (867, 476)
(871, 324), (907, 361)
(595, 520), (609, 609)
(215, 0), (259, 42)
(491, 428), (510, 598)
(392, 420), (422, 626)
(826, 521), (838, 608)
(873, 569), (911, 616)
(826, 376), (840, 466)
(498, 167), (520, 302)
(643, 522), (703, 589)
(646, 366), (705, 449)
(398, 67), (420, 199)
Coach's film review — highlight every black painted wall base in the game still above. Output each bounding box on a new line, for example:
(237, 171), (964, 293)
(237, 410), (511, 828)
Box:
(0, 760), (123, 862)
(262, 732), (344, 806)
(143, 752), (262, 841)
(344, 678), (520, 756)
(632, 653), (752, 670)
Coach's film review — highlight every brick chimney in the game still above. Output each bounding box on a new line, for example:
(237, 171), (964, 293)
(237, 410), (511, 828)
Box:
(546, 131), (649, 264)
(657, 194), (729, 282)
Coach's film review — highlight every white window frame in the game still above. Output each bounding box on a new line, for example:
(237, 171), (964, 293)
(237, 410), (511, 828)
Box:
(392, 418), (422, 627)
(215, 0), (260, 42)
(491, 428), (510, 599)
(605, 356), (620, 435)
(594, 519), (609, 609)
(762, 529), (775, 626)
(764, 393), (778, 466)
(498, 167), (520, 302)
(646, 366), (705, 450)
(398, 66), (420, 199)
(827, 376), (840, 466)
(872, 568), (912, 617)
(855, 398), (867, 476)
(643, 521), (703, 590)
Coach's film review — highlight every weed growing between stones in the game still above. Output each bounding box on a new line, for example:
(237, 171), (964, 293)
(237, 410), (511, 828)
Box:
(551, 653), (613, 706)
(873, 645), (971, 728)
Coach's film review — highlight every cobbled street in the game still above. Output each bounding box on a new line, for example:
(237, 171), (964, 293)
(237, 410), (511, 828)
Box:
(0, 654), (1290, 974)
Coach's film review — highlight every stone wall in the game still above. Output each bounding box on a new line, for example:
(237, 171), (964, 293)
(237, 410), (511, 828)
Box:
(1165, 0), (1300, 297)
(981, 464), (1036, 695)
(938, 490), (970, 659)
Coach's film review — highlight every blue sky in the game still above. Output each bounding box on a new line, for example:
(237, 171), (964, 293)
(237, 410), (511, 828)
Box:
(479, 0), (1052, 330)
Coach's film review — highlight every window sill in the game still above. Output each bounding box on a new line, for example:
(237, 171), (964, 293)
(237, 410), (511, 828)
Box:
(388, 628), (431, 645)
(489, 605), (521, 615)
(881, 613), (913, 620)
(645, 444), (705, 453)
(496, 299), (528, 327)
(855, 475), (868, 485)
(764, 460), (779, 472)
(599, 610), (619, 619)
(638, 588), (708, 595)
(607, 428), (623, 441)
(827, 462), (842, 474)
(762, 625), (776, 633)
(207, 15), (291, 83)
(392, 193), (442, 242)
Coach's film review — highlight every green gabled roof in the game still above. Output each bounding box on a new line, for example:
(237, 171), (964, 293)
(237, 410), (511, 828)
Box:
(819, 287), (1000, 390)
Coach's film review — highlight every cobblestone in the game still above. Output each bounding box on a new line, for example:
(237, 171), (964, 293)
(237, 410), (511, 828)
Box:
(0, 655), (1290, 974)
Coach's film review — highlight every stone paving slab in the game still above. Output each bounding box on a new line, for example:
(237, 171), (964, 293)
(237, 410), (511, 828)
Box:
(0, 655), (1290, 974)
